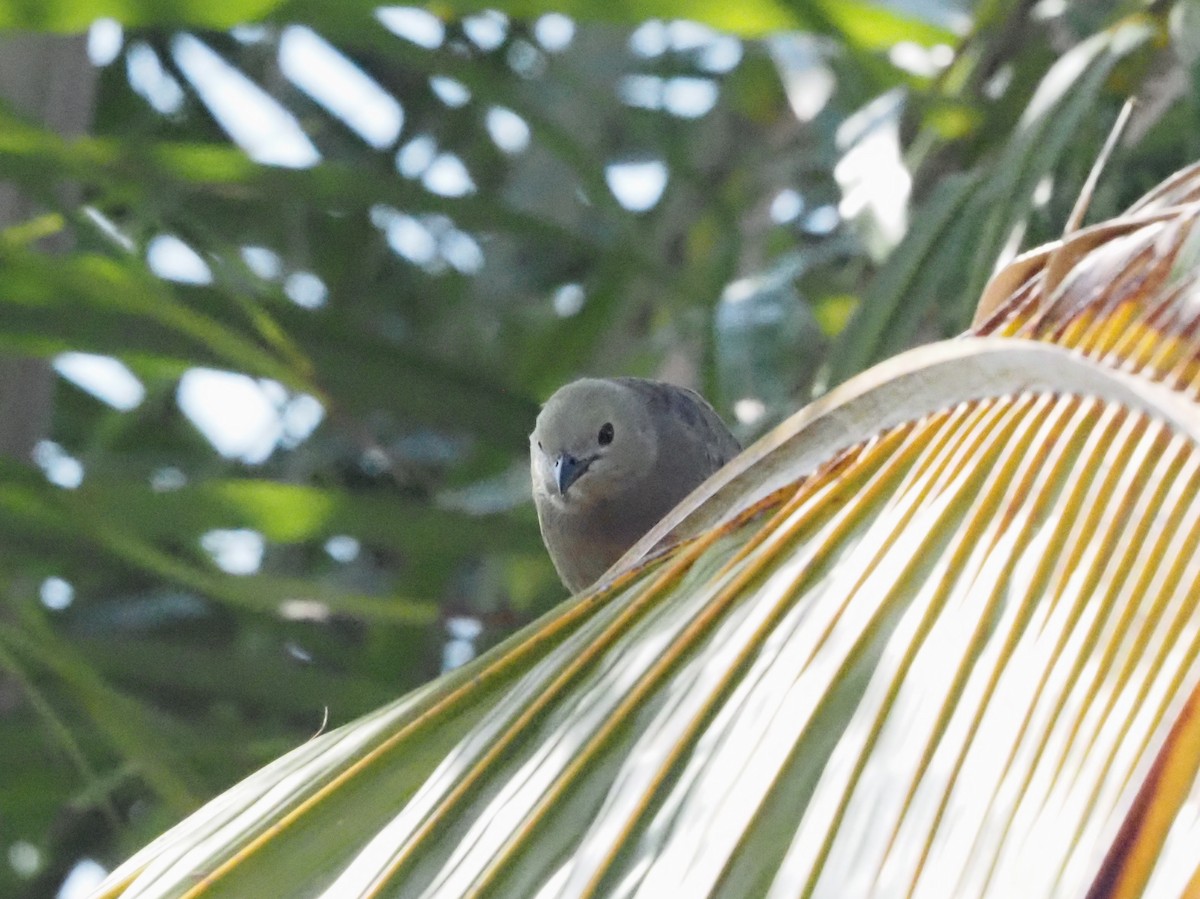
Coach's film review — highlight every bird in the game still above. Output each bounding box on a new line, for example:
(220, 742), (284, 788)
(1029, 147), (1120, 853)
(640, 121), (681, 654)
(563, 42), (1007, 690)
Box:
(531, 377), (741, 592)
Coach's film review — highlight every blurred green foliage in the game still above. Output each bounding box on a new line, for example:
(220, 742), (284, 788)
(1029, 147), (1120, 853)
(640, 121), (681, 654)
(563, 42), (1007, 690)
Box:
(0, 0), (1196, 894)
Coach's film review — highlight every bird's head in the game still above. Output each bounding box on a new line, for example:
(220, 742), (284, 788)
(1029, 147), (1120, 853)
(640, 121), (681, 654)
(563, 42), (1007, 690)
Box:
(530, 379), (659, 508)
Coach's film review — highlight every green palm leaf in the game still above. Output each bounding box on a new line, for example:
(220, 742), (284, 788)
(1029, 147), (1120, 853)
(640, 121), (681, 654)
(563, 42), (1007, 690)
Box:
(92, 162), (1200, 898)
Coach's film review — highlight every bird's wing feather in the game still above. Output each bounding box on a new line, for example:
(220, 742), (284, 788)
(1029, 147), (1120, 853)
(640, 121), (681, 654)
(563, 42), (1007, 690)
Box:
(614, 377), (741, 469)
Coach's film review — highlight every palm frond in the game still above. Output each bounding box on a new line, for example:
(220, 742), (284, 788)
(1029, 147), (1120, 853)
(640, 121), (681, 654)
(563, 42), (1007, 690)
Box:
(94, 164), (1200, 899)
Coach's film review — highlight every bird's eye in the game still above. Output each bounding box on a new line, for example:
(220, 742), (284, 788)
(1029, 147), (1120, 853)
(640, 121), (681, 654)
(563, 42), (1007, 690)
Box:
(598, 422), (614, 446)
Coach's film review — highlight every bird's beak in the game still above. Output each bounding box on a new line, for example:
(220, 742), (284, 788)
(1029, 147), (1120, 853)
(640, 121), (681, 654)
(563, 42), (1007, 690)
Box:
(554, 453), (590, 495)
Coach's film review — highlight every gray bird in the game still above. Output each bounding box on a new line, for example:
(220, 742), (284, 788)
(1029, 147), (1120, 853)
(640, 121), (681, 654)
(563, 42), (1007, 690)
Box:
(531, 377), (741, 592)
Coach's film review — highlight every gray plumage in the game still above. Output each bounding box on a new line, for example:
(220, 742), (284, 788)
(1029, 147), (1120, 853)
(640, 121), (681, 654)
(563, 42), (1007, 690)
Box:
(530, 377), (741, 592)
